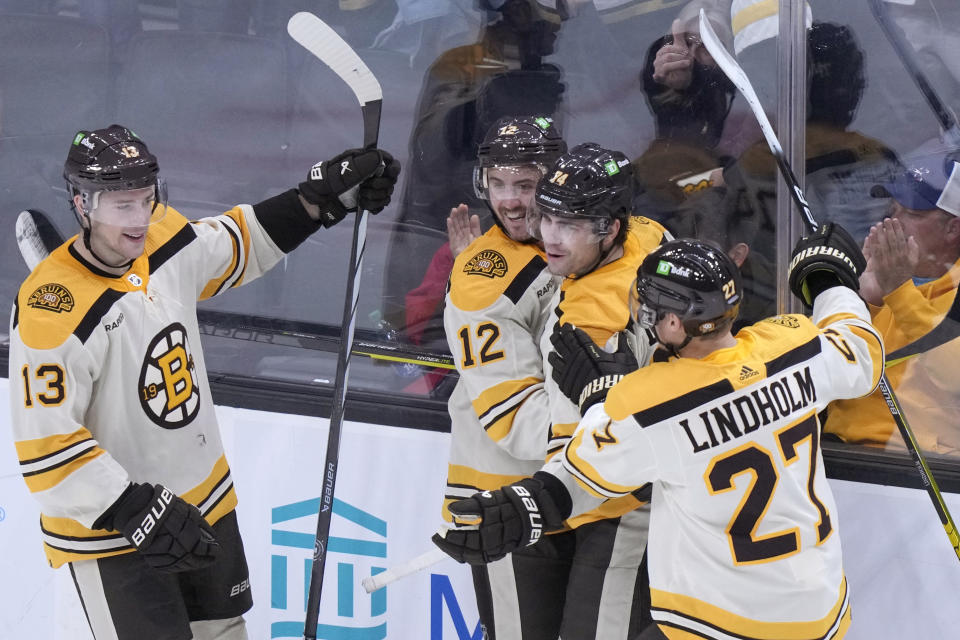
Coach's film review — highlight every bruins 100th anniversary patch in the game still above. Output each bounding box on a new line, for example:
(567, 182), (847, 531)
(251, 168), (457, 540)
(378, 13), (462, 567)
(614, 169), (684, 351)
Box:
(27, 283), (75, 313)
(463, 250), (508, 278)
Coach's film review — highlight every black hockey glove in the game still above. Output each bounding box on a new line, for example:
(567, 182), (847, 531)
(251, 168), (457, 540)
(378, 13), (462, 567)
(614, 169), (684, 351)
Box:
(548, 324), (637, 416)
(432, 472), (569, 565)
(298, 148), (395, 228)
(94, 483), (220, 572)
(358, 151), (401, 214)
(788, 222), (866, 307)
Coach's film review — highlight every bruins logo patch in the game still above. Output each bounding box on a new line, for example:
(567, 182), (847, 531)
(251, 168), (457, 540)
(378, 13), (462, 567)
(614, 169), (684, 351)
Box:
(139, 322), (200, 429)
(764, 315), (801, 329)
(463, 250), (508, 278)
(27, 283), (75, 313)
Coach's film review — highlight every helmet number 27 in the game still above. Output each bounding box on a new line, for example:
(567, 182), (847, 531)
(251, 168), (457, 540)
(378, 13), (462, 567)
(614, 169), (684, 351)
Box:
(722, 279), (737, 301)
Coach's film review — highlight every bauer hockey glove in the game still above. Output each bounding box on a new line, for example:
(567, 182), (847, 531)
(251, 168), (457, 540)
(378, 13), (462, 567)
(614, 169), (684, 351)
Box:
(298, 148), (399, 227)
(788, 222), (866, 307)
(432, 472), (570, 565)
(548, 324), (637, 416)
(93, 482), (220, 572)
(358, 151), (401, 214)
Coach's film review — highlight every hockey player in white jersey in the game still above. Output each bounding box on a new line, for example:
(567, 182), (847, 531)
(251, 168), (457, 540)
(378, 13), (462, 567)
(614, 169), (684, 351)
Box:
(437, 115), (569, 640)
(8, 124), (400, 640)
(436, 224), (882, 640)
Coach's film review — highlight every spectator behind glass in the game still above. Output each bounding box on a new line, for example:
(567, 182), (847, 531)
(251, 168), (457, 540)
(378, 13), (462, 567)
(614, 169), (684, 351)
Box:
(664, 183), (775, 330)
(825, 150), (960, 456)
(383, 0), (567, 335)
(632, 1), (735, 224)
(719, 20), (901, 274)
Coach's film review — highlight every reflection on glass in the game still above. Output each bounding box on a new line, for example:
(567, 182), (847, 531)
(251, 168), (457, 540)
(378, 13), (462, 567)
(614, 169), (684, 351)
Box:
(384, 0), (567, 349)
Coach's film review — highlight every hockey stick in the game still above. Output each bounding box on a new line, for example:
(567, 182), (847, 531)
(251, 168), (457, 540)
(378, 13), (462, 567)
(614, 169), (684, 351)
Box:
(16, 209), (64, 270)
(699, 9), (960, 563)
(361, 547), (449, 593)
(196, 309), (456, 370)
(287, 12), (384, 639)
(867, 0), (960, 146)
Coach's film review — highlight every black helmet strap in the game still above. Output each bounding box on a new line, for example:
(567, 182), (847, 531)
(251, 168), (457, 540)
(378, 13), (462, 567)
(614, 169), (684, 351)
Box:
(71, 192), (135, 271)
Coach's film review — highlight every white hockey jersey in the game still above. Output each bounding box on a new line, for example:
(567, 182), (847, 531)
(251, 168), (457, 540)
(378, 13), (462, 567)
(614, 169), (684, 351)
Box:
(551, 287), (883, 639)
(9, 201), (293, 567)
(441, 226), (560, 519)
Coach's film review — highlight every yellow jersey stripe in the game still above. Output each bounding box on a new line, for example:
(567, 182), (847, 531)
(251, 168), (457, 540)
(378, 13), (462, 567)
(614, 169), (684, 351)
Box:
(652, 575), (849, 639)
(564, 429), (638, 498)
(815, 311), (860, 330)
(199, 216), (243, 300)
(22, 447), (105, 493)
(731, 0), (777, 36)
(15, 426), (95, 462)
(473, 376), (543, 425)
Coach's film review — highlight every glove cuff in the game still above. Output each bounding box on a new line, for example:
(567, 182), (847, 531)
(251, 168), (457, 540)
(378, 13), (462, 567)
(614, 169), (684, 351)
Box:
(92, 482), (151, 531)
(802, 270), (849, 306)
(532, 471), (572, 526)
(578, 374), (625, 415)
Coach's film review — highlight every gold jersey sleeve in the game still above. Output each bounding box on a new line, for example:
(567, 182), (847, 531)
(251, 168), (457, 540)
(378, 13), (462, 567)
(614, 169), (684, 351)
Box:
(543, 216), (670, 458)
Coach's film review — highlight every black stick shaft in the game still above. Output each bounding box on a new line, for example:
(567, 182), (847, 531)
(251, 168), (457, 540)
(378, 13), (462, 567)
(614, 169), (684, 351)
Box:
(303, 100), (382, 639)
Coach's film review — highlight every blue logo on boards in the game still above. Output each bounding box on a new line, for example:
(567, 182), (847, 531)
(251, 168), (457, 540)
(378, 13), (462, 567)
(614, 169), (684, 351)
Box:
(269, 498), (481, 638)
(270, 498), (387, 639)
(431, 574), (483, 640)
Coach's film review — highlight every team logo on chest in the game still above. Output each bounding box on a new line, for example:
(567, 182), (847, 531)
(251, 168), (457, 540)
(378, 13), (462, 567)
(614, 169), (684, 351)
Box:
(139, 322), (200, 429)
(463, 249), (508, 278)
(27, 283), (74, 313)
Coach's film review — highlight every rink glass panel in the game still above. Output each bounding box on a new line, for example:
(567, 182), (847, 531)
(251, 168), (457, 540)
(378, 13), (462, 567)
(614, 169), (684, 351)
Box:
(1, 0), (958, 484)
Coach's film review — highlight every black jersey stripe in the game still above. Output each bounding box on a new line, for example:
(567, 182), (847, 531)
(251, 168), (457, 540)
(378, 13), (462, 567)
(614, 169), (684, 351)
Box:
(197, 469), (233, 513)
(211, 217), (243, 296)
(41, 521), (126, 543)
(633, 338), (822, 427)
(200, 481), (234, 517)
(504, 255), (547, 305)
(18, 437), (95, 466)
(633, 378), (735, 427)
(765, 336), (822, 377)
(149, 222), (197, 273)
(12, 297), (19, 329)
(44, 540), (131, 554)
(21, 442), (98, 477)
(67, 243), (127, 278)
(476, 382), (540, 424)
(446, 482), (483, 491)
(73, 289), (126, 343)
(652, 581), (848, 640)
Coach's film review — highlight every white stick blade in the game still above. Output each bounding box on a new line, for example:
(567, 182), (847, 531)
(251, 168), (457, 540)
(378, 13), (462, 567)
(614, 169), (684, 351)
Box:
(287, 12), (382, 105)
(698, 9), (782, 155)
(16, 210), (51, 271)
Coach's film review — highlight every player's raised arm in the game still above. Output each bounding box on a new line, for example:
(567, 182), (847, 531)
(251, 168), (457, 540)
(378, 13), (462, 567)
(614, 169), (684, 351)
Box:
(788, 222), (884, 400)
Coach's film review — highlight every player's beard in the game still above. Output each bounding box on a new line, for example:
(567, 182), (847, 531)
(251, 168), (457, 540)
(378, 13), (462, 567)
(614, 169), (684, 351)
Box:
(496, 202), (534, 243)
